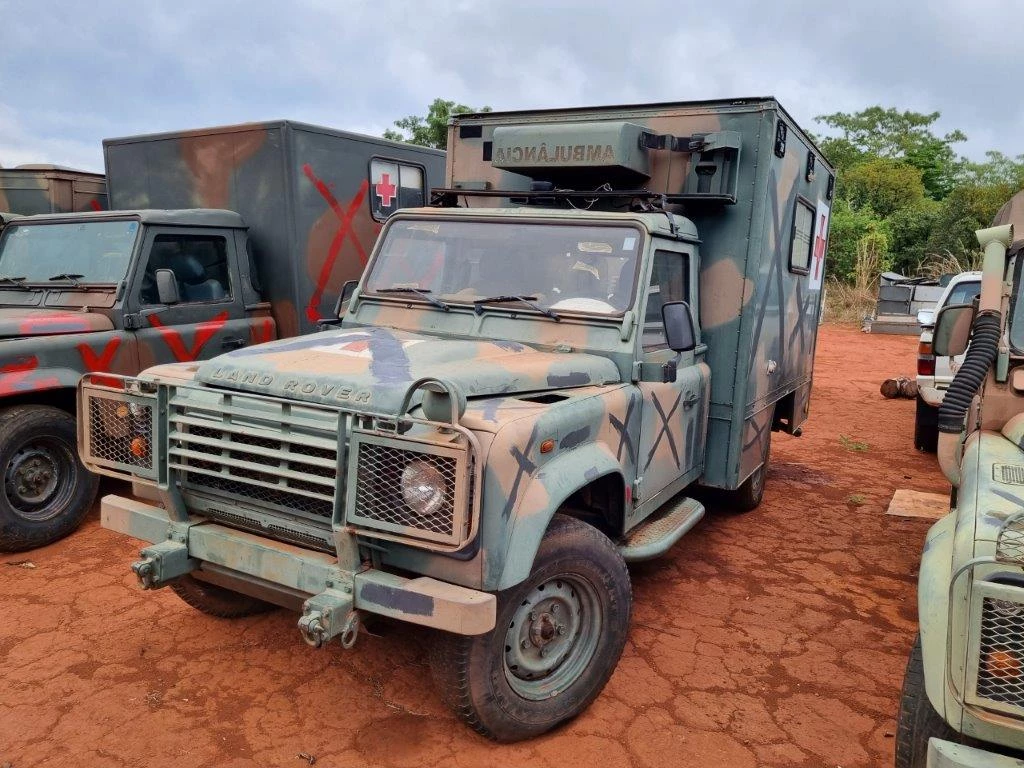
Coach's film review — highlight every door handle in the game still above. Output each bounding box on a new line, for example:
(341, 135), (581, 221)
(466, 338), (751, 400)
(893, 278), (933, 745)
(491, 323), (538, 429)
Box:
(221, 336), (246, 350)
(682, 392), (699, 409)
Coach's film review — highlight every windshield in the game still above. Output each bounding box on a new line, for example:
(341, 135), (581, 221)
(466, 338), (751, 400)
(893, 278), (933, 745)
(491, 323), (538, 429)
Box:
(364, 219), (643, 315)
(0, 220), (140, 284)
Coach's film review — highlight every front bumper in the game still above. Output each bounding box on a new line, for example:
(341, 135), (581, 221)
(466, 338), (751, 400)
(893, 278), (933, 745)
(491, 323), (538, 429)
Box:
(101, 494), (496, 640)
(928, 738), (1024, 768)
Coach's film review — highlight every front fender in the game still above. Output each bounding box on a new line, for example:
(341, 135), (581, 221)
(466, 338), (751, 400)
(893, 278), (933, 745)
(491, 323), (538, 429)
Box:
(918, 511), (957, 722)
(495, 442), (623, 590)
(1, 331), (133, 397)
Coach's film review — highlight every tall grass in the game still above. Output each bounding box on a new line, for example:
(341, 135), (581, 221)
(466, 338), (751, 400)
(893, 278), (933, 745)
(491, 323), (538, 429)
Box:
(823, 233), (885, 324)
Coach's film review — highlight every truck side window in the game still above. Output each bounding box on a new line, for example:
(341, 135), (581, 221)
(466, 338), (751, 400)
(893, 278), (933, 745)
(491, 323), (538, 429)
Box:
(141, 234), (231, 305)
(370, 158), (426, 221)
(643, 250), (690, 351)
(790, 199), (815, 274)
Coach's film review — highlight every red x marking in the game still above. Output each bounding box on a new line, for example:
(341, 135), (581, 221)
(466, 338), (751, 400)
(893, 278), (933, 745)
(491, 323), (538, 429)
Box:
(88, 199), (103, 212)
(77, 337), (122, 371)
(149, 312), (230, 362)
(0, 357), (59, 396)
(250, 317), (275, 345)
(302, 163), (369, 324)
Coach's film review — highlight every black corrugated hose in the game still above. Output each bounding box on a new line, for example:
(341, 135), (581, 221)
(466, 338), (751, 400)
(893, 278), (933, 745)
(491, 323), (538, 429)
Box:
(937, 311), (1002, 434)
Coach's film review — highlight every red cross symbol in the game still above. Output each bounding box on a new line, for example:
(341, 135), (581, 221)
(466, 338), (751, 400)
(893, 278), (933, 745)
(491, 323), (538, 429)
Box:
(812, 214), (828, 280)
(375, 173), (397, 207)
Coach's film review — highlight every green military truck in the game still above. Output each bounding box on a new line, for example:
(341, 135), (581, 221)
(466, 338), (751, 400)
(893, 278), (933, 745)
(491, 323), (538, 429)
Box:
(82, 97), (834, 740)
(0, 164), (108, 215)
(897, 192), (1024, 768)
(0, 121), (444, 551)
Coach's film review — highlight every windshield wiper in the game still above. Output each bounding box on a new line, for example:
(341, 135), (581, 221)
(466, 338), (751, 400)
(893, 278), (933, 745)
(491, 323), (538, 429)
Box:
(0, 275), (29, 290)
(473, 294), (561, 321)
(48, 273), (85, 287)
(377, 286), (450, 311)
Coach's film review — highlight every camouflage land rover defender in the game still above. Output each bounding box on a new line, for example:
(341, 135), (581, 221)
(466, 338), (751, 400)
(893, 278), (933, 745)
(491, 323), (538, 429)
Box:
(897, 193), (1024, 768)
(83, 98), (835, 740)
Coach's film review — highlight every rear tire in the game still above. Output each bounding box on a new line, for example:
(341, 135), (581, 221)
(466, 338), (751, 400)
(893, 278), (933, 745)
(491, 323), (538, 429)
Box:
(914, 395), (939, 453)
(170, 574), (275, 619)
(895, 635), (959, 768)
(722, 430), (771, 513)
(0, 405), (99, 552)
(430, 515), (631, 741)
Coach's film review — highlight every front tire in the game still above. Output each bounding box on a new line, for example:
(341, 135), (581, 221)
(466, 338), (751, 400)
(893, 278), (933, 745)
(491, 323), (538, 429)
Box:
(430, 515), (632, 741)
(895, 635), (959, 768)
(170, 575), (275, 618)
(0, 405), (100, 552)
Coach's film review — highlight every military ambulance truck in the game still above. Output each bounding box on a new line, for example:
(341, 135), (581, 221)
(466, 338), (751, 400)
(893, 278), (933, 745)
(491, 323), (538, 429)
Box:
(0, 165), (108, 215)
(0, 121), (444, 551)
(897, 192), (1024, 768)
(82, 98), (834, 740)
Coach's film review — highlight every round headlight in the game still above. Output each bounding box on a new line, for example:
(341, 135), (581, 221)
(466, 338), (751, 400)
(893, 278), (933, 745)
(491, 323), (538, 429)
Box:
(401, 460), (448, 517)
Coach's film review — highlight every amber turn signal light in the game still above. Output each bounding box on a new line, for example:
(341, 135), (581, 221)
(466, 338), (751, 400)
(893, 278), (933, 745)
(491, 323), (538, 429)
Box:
(130, 436), (149, 458)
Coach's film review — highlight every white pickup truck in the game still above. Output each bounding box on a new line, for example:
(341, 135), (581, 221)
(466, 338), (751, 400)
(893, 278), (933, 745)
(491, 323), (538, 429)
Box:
(914, 271), (981, 451)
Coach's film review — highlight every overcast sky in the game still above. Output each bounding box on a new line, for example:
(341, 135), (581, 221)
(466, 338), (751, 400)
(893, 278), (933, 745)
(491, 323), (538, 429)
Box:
(2, 0), (1022, 172)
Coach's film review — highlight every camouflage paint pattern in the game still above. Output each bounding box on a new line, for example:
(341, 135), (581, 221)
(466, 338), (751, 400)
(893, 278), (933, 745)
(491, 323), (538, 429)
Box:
(103, 121), (445, 338)
(0, 166), (107, 215)
(87, 100), (834, 618)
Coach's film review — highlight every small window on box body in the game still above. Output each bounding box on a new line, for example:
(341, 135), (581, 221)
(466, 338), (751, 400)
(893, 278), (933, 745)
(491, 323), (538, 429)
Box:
(790, 199), (815, 274)
(370, 158), (426, 221)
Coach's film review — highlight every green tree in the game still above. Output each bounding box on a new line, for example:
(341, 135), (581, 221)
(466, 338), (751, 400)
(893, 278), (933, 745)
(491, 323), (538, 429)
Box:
(883, 198), (940, 275)
(841, 158), (925, 218)
(925, 182), (1016, 259)
(383, 98), (492, 150)
(815, 107), (966, 199)
(826, 198), (890, 282)
(958, 150), (1024, 188)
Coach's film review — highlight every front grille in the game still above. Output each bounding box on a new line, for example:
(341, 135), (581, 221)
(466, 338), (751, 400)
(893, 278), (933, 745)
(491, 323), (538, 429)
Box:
(169, 394), (339, 524)
(347, 431), (470, 546)
(86, 393), (154, 470)
(976, 596), (1024, 711)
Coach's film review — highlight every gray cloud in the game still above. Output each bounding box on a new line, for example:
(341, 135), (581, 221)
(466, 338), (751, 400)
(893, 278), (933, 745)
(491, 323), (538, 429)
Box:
(1, 0), (1022, 172)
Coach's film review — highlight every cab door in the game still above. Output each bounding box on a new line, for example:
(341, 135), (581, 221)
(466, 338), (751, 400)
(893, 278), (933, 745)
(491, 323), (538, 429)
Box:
(634, 247), (709, 510)
(125, 227), (257, 369)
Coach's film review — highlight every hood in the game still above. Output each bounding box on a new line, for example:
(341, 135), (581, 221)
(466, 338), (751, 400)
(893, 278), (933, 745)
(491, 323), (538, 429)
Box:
(0, 308), (113, 338)
(195, 326), (621, 414)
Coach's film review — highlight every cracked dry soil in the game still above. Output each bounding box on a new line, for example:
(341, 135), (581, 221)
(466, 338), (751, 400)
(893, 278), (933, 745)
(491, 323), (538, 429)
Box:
(0, 326), (941, 767)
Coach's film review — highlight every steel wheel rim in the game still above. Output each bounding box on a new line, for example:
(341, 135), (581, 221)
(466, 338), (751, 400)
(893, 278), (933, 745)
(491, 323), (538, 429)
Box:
(503, 574), (602, 701)
(3, 437), (76, 521)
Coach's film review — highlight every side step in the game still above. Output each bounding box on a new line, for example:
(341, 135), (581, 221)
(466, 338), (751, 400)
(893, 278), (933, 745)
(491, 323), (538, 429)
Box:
(617, 496), (705, 562)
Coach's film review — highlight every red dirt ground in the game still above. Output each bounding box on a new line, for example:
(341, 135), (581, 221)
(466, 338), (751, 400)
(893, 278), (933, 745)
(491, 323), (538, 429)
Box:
(0, 325), (944, 767)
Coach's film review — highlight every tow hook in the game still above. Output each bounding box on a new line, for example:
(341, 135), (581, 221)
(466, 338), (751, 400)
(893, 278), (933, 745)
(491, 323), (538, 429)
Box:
(298, 587), (359, 649)
(130, 540), (196, 589)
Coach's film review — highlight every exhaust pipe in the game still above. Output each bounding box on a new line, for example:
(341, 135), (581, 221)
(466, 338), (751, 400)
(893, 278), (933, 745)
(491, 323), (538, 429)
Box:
(937, 224), (1014, 486)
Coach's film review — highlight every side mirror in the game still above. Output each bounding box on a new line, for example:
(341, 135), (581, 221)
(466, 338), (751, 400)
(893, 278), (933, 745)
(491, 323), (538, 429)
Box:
(334, 279), (359, 316)
(155, 269), (180, 305)
(662, 301), (697, 353)
(933, 303), (974, 357)
(917, 309), (935, 327)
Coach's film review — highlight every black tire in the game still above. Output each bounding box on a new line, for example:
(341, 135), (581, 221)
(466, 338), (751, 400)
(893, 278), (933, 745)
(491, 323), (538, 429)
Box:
(430, 515), (632, 742)
(169, 574), (275, 619)
(723, 430), (771, 513)
(914, 395), (939, 453)
(0, 405), (100, 552)
(895, 635), (959, 768)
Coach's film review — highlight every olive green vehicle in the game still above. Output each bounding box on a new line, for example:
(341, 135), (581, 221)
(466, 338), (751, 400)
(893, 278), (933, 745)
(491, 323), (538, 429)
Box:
(0, 165), (108, 215)
(83, 98), (834, 740)
(897, 193), (1024, 768)
(0, 121), (443, 552)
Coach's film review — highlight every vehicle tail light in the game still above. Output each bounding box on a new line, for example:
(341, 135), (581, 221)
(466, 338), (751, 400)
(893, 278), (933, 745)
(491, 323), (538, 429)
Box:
(918, 340), (935, 376)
